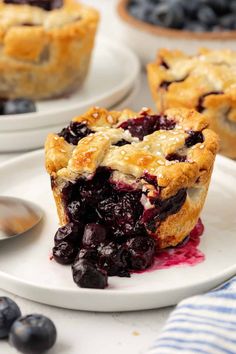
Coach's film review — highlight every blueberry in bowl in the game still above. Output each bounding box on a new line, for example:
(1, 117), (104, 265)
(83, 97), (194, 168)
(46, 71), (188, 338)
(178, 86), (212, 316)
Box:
(117, 0), (236, 64)
(45, 106), (219, 288)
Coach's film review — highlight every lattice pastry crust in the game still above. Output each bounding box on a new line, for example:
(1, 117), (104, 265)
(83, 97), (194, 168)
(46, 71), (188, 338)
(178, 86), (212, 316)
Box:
(45, 107), (218, 248)
(148, 48), (236, 159)
(0, 0), (99, 99)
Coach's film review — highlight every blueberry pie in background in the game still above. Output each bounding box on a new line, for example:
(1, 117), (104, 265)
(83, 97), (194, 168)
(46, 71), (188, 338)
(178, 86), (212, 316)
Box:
(147, 48), (236, 159)
(0, 0), (99, 99)
(45, 107), (218, 288)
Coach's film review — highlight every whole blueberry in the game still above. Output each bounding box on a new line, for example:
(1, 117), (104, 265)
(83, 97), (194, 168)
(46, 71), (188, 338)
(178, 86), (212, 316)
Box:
(72, 259), (107, 289)
(152, 2), (185, 29)
(98, 242), (130, 277)
(126, 236), (156, 270)
(197, 6), (218, 27)
(3, 98), (36, 115)
(82, 223), (107, 249)
(54, 222), (83, 246)
(67, 200), (82, 222)
(220, 15), (236, 30)
(184, 21), (208, 32)
(52, 241), (77, 265)
(76, 248), (98, 264)
(0, 297), (21, 338)
(207, 0), (229, 14)
(9, 314), (57, 354)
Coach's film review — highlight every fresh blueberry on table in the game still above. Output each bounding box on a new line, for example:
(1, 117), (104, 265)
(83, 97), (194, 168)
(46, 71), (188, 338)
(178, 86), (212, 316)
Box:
(9, 314), (57, 354)
(0, 297), (21, 338)
(3, 98), (36, 115)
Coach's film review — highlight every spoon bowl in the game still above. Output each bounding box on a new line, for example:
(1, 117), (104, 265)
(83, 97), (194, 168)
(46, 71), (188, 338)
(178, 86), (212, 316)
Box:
(0, 196), (43, 240)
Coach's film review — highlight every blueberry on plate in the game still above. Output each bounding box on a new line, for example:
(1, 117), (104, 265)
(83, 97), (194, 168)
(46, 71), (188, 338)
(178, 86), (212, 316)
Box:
(3, 98), (36, 115)
(0, 297), (21, 338)
(72, 259), (107, 289)
(52, 241), (77, 265)
(54, 222), (84, 246)
(9, 314), (57, 354)
(82, 223), (107, 249)
(126, 236), (156, 271)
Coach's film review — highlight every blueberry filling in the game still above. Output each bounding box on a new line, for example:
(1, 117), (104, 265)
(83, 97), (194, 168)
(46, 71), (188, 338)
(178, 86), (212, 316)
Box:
(58, 121), (92, 145)
(185, 131), (204, 148)
(160, 59), (170, 70)
(119, 113), (176, 140)
(160, 76), (188, 90)
(51, 165), (189, 288)
(143, 189), (187, 232)
(4, 0), (63, 11)
(166, 153), (187, 162)
(114, 139), (131, 147)
(196, 91), (223, 113)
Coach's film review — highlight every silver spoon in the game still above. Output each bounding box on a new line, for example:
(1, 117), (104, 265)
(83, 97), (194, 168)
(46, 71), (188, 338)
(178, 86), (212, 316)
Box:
(0, 196), (43, 240)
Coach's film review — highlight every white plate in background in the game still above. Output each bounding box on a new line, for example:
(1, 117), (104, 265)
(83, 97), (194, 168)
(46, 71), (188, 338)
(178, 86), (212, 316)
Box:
(0, 151), (235, 312)
(0, 37), (140, 132)
(0, 81), (140, 152)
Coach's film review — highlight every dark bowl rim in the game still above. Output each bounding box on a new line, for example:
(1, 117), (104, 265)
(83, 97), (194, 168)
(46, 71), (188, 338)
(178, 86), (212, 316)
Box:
(117, 0), (236, 40)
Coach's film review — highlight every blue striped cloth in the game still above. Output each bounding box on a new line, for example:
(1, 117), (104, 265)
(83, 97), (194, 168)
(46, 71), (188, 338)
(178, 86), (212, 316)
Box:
(147, 277), (236, 354)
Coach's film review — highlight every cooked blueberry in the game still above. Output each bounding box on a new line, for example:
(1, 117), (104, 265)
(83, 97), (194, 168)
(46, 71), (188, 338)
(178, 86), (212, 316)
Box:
(97, 191), (143, 239)
(185, 131), (204, 148)
(197, 6), (218, 27)
(0, 297), (21, 339)
(58, 122), (92, 145)
(4, 0), (63, 11)
(9, 314), (57, 354)
(54, 222), (83, 246)
(3, 98), (36, 115)
(98, 242), (130, 277)
(72, 259), (107, 289)
(52, 241), (77, 265)
(76, 248), (98, 264)
(82, 223), (107, 249)
(114, 139), (131, 147)
(67, 200), (83, 222)
(126, 236), (156, 270)
(166, 153), (187, 162)
(119, 114), (175, 140)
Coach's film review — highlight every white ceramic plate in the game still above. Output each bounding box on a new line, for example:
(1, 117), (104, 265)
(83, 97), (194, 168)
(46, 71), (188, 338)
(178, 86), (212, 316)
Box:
(0, 81), (140, 152)
(0, 37), (140, 132)
(0, 151), (235, 312)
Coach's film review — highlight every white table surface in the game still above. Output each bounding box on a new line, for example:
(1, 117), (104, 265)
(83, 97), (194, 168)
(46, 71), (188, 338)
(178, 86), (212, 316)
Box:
(0, 1), (173, 353)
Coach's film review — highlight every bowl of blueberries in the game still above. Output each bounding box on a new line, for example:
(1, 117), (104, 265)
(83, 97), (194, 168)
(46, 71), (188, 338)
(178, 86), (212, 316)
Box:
(117, 0), (236, 64)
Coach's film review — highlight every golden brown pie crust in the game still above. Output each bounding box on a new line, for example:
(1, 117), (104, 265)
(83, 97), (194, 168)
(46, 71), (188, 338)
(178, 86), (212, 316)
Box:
(0, 0), (99, 99)
(45, 107), (219, 248)
(147, 48), (236, 159)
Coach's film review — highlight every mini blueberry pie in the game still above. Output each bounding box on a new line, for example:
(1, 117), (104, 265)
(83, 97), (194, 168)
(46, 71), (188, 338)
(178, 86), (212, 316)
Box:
(45, 106), (218, 288)
(147, 48), (236, 159)
(0, 0), (99, 99)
